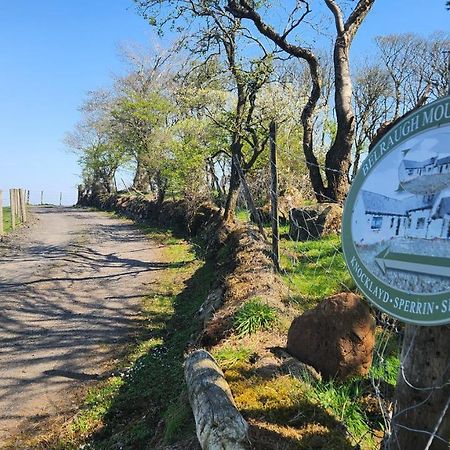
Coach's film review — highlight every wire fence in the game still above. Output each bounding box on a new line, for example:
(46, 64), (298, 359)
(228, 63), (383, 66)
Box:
(233, 145), (449, 449)
(0, 189), (78, 208)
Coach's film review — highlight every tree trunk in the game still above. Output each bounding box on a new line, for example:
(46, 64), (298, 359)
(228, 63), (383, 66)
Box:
(223, 62), (246, 222)
(184, 350), (249, 450)
(324, 34), (355, 203)
(322, 0), (375, 201)
(223, 154), (241, 222)
(155, 171), (167, 209)
(386, 324), (450, 450)
(351, 142), (365, 180)
(301, 67), (326, 202)
(133, 158), (149, 192)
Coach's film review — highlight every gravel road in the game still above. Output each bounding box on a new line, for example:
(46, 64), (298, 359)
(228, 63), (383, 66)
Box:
(0, 207), (163, 444)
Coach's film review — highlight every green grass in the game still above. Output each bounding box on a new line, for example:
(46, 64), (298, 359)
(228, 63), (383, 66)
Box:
(222, 215), (398, 449)
(35, 224), (214, 449)
(280, 234), (356, 310)
(213, 346), (253, 367)
(303, 378), (377, 447)
(235, 209), (250, 223)
(2, 207), (13, 233)
(234, 297), (278, 337)
(369, 330), (401, 386)
(235, 209), (355, 309)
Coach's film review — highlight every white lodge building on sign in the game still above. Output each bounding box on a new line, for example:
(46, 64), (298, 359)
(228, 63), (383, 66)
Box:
(354, 189), (450, 245)
(353, 133), (450, 245)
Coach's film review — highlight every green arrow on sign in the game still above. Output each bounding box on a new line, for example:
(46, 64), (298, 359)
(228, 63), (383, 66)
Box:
(375, 247), (450, 278)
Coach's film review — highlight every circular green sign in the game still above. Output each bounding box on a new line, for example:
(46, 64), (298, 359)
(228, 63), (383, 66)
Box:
(342, 96), (450, 325)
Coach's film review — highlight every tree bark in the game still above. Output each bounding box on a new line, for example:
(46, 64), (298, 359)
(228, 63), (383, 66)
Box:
(223, 150), (241, 222)
(324, 37), (353, 201)
(222, 26), (247, 222)
(323, 0), (375, 202)
(223, 37), (246, 222)
(387, 325), (450, 450)
(133, 157), (149, 192)
(155, 170), (167, 209)
(185, 350), (249, 450)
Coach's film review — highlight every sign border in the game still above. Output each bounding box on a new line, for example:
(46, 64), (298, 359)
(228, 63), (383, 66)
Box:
(342, 96), (450, 326)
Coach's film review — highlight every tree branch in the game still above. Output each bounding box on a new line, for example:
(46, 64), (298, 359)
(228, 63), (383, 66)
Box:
(324, 0), (345, 35)
(344, 0), (376, 41)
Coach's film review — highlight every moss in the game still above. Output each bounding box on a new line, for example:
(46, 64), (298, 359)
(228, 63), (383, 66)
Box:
(221, 354), (384, 449)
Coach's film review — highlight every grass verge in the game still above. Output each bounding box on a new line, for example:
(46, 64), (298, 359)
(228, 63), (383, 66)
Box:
(212, 328), (399, 450)
(2, 207), (13, 233)
(219, 217), (399, 449)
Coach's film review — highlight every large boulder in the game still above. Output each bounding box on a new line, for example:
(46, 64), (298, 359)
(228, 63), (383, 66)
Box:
(250, 204), (288, 226)
(286, 293), (376, 380)
(289, 203), (342, 241)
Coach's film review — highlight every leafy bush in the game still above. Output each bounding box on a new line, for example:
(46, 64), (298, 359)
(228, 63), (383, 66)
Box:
(234, 298), (277, 336)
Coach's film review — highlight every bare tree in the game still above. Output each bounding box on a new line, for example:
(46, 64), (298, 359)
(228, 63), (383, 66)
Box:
(352, 63), (394, 177)
(369, 32), (449, 150)
(226, 0), (376, 203)
(375, 34), (421, 119)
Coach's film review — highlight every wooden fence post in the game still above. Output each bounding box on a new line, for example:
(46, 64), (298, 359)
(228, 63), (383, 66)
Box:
(10, 189), (16, 229)
(14, 189), (22, 225)
(16, 189), (21, 223)
(18, 189), (23, 223)
(0, 190), (3, 236)
(270, 121), (280, 272)
(387, 324), (450, 449)
(21, 189), (27, 223)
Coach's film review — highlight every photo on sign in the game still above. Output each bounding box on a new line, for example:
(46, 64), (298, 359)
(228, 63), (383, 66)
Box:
(352, 126), (450, 294)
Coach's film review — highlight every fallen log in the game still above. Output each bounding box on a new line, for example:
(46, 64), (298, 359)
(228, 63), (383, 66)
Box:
(184, 349), (249, 450)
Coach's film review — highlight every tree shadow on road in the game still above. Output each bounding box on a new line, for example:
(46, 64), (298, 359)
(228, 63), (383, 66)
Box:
(0, 216), (192, 446)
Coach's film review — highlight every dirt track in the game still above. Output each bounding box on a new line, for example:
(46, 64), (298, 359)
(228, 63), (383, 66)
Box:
(0, 207), (163, 443)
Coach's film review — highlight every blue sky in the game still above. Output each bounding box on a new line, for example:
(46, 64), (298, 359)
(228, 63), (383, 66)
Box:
(0, 1), (448, 205)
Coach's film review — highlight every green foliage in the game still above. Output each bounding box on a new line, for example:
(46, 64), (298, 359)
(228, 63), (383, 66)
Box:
(235, 209), (250, 223)
(79, 142), (127, 192)
(229, 370), (378, 449)
(370, 354), (400, 386)
(234, 298), (277, 336)
(370, 331), (400, 386)
(163, 399), (194, 444)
